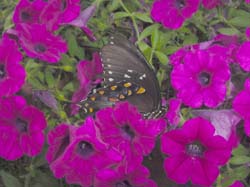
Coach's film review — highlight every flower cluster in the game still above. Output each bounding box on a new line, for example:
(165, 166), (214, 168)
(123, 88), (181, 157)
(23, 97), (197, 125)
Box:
(47, 102), (165, 186)
(10, 0), (96, 63)
(151, 0), (225, 29)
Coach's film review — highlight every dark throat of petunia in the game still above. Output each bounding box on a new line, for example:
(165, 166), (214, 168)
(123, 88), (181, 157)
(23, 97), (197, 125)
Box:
(175, 0), (186, 9)
(21, 11), (31, 21)
(115, 180), (133, 187)
(34, 43), (47, 53)
(198, 71), (211, 86)
(121, 124), (135, 140)
(0, 64), (5, 80)
(186, 141), (205, 157)
(77, 141), (94, 158)
(15, 118), (28, 132)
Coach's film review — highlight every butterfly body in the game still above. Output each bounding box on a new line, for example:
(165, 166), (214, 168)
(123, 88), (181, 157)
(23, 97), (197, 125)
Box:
(80, 33), (162, 118)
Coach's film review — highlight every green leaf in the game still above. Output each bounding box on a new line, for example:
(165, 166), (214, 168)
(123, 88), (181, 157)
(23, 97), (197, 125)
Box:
(230, 155), (250, 165)
(233, 166), (250, 179)
(45, 68), (54, 88)
(3, 12), (14, 31)
(66, 31), (84, 59)
(113, 11), (130, 19)
(134, 12), (153, 23)
(232, 144), (249, 156)
(60, 65), (75, 72)
(137, 24), (160, 43)
(218, 27), (239, 35)
(229, 16), (250, 27)
(0, 170), (22, 187)
(151, 29), (159, 49)
(31, 171), (59, 187)
(155, 51), (168, 65)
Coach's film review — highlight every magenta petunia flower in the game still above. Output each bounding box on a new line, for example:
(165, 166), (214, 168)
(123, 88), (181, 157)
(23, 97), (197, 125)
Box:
(170, 34), (238, 66)
(16, 23), (67, 63)
(246, 0), (250, 3)
(48, 117), (122, 186)
(94, 164), (158, 187)
(39, 0), (80, 31)
(66, 4), (97, 41)
(161, 117), (232, 186)
(202, 0), (222, 9)
(232, 78), (250, 136)
(192, 109), (241, 148)
(171, 50), (230, 108)
(95, 102), (166, 157)
(13, 0), (47, 25)
(229, 180), (244, 187)
(71, 52), (103, 115)
(235, 41), (250, 72)
(165, 98), (182, 127)
(46, 123), (77, 164)
(0, 96), (47, 160)
(0, 34), (26, 97)
(151, 0), (199, 29)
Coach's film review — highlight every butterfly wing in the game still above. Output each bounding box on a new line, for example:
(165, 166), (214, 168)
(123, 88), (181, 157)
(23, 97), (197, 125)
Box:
(100, 33), (161, 115)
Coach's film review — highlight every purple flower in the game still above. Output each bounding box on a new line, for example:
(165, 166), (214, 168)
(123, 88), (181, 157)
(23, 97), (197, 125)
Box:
(192, 109), (241, 148)
(202, 0), (222, 9)
(229, 181), (244, 187)
(170, 34), (238, 66)
(165, 98), (182, 127)
(66, 4), (97, 41)
(232, 78), (250, 136)
(161, 117), (232, 186)
(16, 23), (68, 63)
(95, 102), (166, 157)
(48, 117), (122, 186)
(0, 96), (47, 160)
(46, 123), (78, 180)
(71, 52), (103, 115)
(0, 34), (26, 97)
(95, 164), (158, 187)
(151, 0), (199, 30)
(13, 0), (47, 25)
(235, 41), (250, 72)
(40, 0), (81, 31)
(246, 0), (250, 3)
(171, 50), (230, 108)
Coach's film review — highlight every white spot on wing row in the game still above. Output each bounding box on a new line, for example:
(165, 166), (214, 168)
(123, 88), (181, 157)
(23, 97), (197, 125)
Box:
(108, 78), (114, 82)
(128, 69), (133, 73)
(124, 74), (131, 78)
(139, 73), (146, 80)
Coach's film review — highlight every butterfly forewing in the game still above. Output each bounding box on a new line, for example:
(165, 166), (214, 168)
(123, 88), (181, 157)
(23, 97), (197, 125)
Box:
(100, 34), (161, 115)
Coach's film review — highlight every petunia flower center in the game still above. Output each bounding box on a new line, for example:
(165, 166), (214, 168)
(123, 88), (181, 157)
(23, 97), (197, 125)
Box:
(21, 11), (31, 21)
(186, 142), (205, 157)
(15, 118), (28, 132)
(34, 43), (47, 53)
(175, 0), (186, 9)
(121, 124), (135, 140)
(77, 141), (94, 158)
(0, 64), (5, 79)
(198, 71), (211, 86)
(115, 180), (132, 187)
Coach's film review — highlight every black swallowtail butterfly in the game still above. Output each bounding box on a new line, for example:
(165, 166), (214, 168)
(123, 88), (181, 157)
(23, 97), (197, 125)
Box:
(80, 33), (163, 118)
